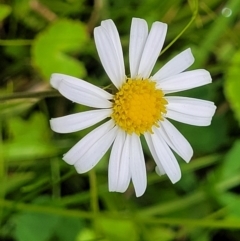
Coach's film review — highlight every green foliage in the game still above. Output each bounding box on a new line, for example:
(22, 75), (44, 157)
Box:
(13, 196), (83, 241)
(224, 49), (240, 125)
(219, 192), (240, 219)
(0, 172), (34, 196)
(0, 99), (36, 119)
(174, 113), (228, 154)
(1, 0), (240, 240)
(32, 19), (88, 80)
(14, 210), (60, 241)
(41, 0), (86, 16)
(99, 217), (138, 241)
(142, 226), (175, 241)
(221, 140), (240, 180)
(194, 0), (240, 67)
(0, 4), (11, 21)
(2, 112), (57, 161)
(12, 0), (47, 30)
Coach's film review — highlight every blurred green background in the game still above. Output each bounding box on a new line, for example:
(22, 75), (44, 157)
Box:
(1, 0), (240, 240)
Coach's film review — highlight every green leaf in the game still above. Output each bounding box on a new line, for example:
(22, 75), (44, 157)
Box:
(219, 192), (240, 219)
(194, 0), (240, 67)
(32, 19), (88, 80)
(14, 212), (59, 241)
(77, 228), (96, 241)
(41, 0), (85, 16)
(224, 49), (240, 124)
(55, 217), (83, 241)
(13, 197), (60, 241)
(12, 0), (46, 30)
(221, 140), (240, 180)
(0, 4), (11, 21)
(0, 173), (34, 196)
(173, 113), (228, 155)
(99, 217), (138, 241)
(2, 112), (57, 161)
(0, 100), (36, 119)
(13, 196), (84, 241)
(143, 226), (175, 241)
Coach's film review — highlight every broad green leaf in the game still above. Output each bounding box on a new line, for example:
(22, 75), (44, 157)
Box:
(14, 212), (59, 241)
(13, 196), (84, 241)
(7, 112), (49, 142)
(32, 19), (88, 80)
(55, 217), (83, 241)
(2, 112), (57, 161)
(99, 217), (138, 241)
(77, 228), (96, 241)
(13, 197), (60, 241)
(0, 4), (11, 21)
(224, 49), (240, 124)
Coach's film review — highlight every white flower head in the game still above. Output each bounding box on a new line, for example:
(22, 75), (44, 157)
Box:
(50, 18), (216, 197)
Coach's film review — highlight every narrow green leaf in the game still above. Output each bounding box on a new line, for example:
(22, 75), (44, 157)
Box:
(221, 140), (240, 180)
(0, 173), (34, 196)
(219, 192), (240, 219)
(224, 49), (240, 124)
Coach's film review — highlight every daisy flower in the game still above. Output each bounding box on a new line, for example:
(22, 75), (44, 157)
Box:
(50, 18), (216, 197)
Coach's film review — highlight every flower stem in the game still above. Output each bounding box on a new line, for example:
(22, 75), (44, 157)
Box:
(160, 0), (199, 55)
(0, 40), (32, 46)
(0, 120), (5, 229)
(51, 158), (61, 200)
(89, 169), (100, 234)
(0, 90), (60, 101)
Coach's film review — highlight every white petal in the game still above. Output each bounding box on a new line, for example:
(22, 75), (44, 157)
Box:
(150, 127), (181, 184)
(129, 18), (148, 78)
(51, 74), (112, 108)
(74, 125), (118, 173)
(166, 110), (212, 126)
(130, 134), (147, 197)
(101, 20), (125, 81)
(158, 119), (193, 163)
(152, 48), (194, 80)
(50, 109), (112, 133)
(117, 134), (132, 192)
(144, 132), (165, 175)
(94, 25), (125, 89)
(157, 69), (212, 94)
(51, 73), (112, 99)
(166, 96), (216, 117)
(57, 80), (112, 108)
(166, 96), (216, 126)
(109, 129), (131, 193)
(138, 22), (167, 79)
(155, 166), (165, 176)
(63, 119), (115, 165)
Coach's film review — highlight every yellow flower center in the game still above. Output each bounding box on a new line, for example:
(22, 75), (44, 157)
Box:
(111, 78), (168, 135)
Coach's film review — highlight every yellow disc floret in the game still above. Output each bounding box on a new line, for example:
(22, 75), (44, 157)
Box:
(111, 78), (168, 135)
